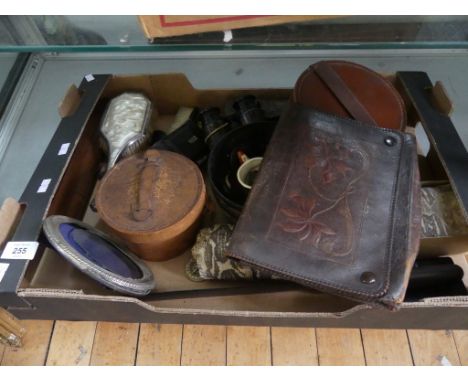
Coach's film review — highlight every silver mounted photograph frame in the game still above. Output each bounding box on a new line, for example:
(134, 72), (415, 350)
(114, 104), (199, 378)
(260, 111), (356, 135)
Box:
(42, 215), (155, 296)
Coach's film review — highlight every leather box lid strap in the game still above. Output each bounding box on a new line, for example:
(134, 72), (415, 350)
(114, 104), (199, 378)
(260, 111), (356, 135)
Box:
(227, 104), (419, 307)
(96, 149), (205, 234)
(293, 60), (407, 131)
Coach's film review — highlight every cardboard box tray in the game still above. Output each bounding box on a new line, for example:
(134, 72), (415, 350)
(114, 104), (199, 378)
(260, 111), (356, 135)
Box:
(1, 72), (467, 328)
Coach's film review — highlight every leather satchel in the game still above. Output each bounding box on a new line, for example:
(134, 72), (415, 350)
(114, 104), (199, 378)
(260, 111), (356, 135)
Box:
(227, 104), (421, 309)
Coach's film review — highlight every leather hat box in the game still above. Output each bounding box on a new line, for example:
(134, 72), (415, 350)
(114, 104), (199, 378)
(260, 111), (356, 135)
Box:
(1, 72), (468, 329)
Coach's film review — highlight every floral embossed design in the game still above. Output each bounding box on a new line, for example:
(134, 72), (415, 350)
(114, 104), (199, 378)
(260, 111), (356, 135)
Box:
(275, 132), (369, 257)
(279, 193), (336, 245)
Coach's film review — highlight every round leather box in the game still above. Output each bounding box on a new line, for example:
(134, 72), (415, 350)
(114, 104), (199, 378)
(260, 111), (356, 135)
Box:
(293, 60), (406, 131)
(96, 149), (206, 261)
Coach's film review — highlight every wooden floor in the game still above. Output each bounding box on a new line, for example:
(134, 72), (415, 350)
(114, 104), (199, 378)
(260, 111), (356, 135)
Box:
(0, 321), (467, 366)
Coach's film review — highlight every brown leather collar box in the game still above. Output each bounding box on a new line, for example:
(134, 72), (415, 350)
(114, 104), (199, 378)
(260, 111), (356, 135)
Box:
(293, 61), (407, 131)
(1, 67), (468, 328)
(96, 150), (206, 262)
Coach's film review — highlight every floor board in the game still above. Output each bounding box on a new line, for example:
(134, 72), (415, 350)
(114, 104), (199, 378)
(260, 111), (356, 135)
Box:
(361, 329), (413, 366)
(407, 329), (461, 366)
(0, 320), (466, 366)
(136, 324), (183, 366)
(271, 327), (318, 365)
(316, 328), (366, 366)
(227, 326), (271, 366)
(0, 342), (5, 364)
(90, 322), (139, 366)
(453, 330), (468, 366)
(181, 325), (226, 366)
(1, 320), (54, 366)
(46, 321), (97, 366)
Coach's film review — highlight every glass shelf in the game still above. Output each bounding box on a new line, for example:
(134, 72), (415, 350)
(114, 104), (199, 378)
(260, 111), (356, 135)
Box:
(1, 15), (468, 52)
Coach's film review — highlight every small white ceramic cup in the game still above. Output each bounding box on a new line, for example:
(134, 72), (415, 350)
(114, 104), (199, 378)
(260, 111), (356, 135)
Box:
(237, 157), (263, 190)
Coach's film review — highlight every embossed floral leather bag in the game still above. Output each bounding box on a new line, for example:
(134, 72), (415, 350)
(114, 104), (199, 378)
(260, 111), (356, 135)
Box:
(227, 102), (421, 310)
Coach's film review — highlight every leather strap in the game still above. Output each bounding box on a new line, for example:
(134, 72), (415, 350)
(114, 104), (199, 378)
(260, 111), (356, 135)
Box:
(314, 62), (377, 125)
(131, 151), (161, 222)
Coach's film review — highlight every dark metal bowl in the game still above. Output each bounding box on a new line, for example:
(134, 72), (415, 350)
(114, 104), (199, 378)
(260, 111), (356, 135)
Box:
(207, 121), (276, 220)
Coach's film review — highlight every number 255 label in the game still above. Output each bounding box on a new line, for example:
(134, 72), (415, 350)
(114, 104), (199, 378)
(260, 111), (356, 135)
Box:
(1, 241), (39, 260)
